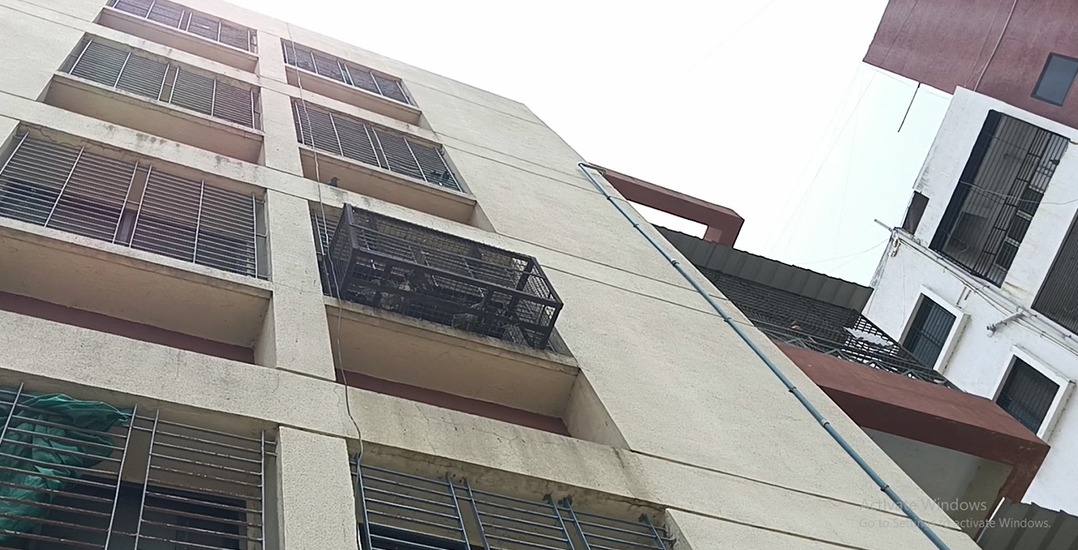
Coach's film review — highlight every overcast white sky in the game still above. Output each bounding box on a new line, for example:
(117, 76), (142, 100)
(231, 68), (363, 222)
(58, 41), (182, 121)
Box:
(229, 0), (954, 285)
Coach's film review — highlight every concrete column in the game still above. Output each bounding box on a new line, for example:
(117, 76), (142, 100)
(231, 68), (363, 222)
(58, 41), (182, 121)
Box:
(275, 426), (358, 550)
(260, 88), (304, 175)
(256, 31), (290, 82)
(255, 189), (336, 379)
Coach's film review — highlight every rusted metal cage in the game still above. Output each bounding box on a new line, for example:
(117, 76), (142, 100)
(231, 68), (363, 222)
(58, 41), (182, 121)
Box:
(327, 205), (562, 350)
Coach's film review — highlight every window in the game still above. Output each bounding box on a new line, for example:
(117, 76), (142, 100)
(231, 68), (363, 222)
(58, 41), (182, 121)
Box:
(106, 0), (257, 53)
(903, 191), (929, 234)
(282, 40), (411, 105)
(0, 132), (268, 279)
(997, 358), (1060, 433)
(930, 111), (1067, 286)
(902, 296), (957, 369)
(1033, 54), (1078, 106)
(1033, 215), (1078, 336)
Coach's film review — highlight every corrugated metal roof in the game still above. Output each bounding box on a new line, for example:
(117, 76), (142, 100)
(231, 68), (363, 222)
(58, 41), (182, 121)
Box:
(658, 227), (873, 312)
(978, 500), (1078, 549)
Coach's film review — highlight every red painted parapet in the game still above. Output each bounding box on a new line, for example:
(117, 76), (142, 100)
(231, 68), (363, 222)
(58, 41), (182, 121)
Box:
(593, 165), (744, 247)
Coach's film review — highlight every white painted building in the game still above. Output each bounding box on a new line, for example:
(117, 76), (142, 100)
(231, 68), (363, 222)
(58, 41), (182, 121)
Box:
(867, 87), (1078, 515)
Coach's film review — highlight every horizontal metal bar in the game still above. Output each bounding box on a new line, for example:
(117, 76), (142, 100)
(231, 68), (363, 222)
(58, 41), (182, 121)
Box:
(0, 450), (120, 478)
(363, 485), (457, 508)
(148, 464), (262, 491)
(366, 510), (463, 534)
(365, 497), (458, 520)
(144, 503), (263, 529)
(150, 449), (261, 477)
(481, 521), (570, 544)
(136, 532), (251, 550)
(143, 488), (260, 515)
(484, 533), (568, 550)
(135, 415), (270, 445)
(476, 509), (564, 533)
(0, 527), (104, 549)
(139, 518), (261, 542)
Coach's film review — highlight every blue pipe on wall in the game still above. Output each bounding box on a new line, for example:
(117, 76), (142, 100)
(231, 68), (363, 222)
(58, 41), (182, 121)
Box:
(576, 162), (952, 550)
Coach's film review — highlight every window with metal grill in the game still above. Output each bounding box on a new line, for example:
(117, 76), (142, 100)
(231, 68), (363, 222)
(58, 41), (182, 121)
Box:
(902, 296), (957, 370)
(282, 40), (411, 105)
(0, 132), (268, 279)
(352, 460), (673, 550)
(0, 384), (275, 550)
(106, 0), (257, 53)
(930, 111), (1067, 286)
(997, 358), (1059, 433)
(320, 205), (562, 350)
(1033, 214), (1078, 336)
(62, 38), (262, 130)
(292, 99), (461, 192)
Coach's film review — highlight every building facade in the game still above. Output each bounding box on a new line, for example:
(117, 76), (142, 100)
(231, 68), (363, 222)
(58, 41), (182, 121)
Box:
(0, 0), (980, 548)
(866, 87), (1078, 515)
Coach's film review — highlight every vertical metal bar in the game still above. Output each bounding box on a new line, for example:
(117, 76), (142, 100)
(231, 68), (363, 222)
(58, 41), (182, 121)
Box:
(250, 88), (257, 129)
(560, 498), (591, 550)
(177, 9), (185, 29)
(369, 70), (383, 95)
(157, 63), (171, 101)
(546, 495), (576, 550)
(185, 11), (192, 30)
(0, 384), (25, 445)
(640, 515), (669, 550)
(211, 79), (218, 118)
(250, 194), (259, 278)
(341, 63), (355, 87)
(145, 0), (156, 17)
(216, 19), (222, 41)
(168, 68), (179, 103)
(112, 161), (140, 243)
(192, 180), (205, 262)
(464, 480), (491, 550)
(402, 138), (429, 183)
(354, 459), (374, 550)
(361, 124), (380, 168)
(328, 113), (345, 157)
(43, 146), (85, 227)
(103, 403), (138, 550)
(247, 28), (253, 52)
(128, 166), (152, 247)
(132, 410), (159, 549)
(0, 133), (30, 176)
(69, 39), (92, 74)
(113, 51), (133, 88)
(309, 51), (317, 74)
(445, 475), (470, 548)
(369, 127), (390, 171)
(259, 430), (266, 548)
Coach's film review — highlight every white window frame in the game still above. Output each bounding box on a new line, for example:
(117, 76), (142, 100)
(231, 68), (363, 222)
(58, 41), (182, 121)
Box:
(991, 346), (1074, 440)
(899, 286), (969, 374)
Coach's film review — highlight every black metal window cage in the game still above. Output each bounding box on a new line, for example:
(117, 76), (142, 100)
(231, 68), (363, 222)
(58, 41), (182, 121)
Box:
(291, 100), (461, 192)
(997, 358), (1059, 433)
(106, 0), (257, 53)
(63, 38), (262, 130)
(701, 269), (956, 387)
(322, 205), (562, 350)
(282, 40), (411, 105)
(0, 383), (275, 550)
(930, 111), (1068, 286)
(1033, 215), (1078, 336)
(0, 132), (268, 279)
(352, 460), (673, 550)
(902, 296), (957, 369)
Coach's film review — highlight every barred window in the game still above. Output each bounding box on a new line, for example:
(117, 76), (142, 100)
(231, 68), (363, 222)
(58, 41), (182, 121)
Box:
(353, 460), (673, 550)
(63, 38), (261, 130)
(1033, 215), (1078, 335)
(902, 296), (957, 370)
(282, 41), (411, 105)
(292, 100), (460, 192)
(107, 0), (257, 52)
(0, 132), (268, 279)
(0, 384), (275, 550)
(997, 358), (1060, 433)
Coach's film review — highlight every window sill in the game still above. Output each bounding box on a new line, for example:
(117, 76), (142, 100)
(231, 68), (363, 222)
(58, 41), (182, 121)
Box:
(285, 66), (422, 125)
(97, 7), (258, 72)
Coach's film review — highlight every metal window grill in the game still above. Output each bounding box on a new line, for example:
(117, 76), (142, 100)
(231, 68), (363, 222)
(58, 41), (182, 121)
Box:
(0, 384), (275, 550)
(325, 205), (562, 350)
(0, 133), (268, 279)
(291, 100), (460, 192)
(1033, 216), (1078, 336)
(106, 0), (257, 53)
(282, 41), (411, 105)
(901, 297), (957, 370)
(930, 111), (1068, 286)
(352, 460), (673, 550)
(310, 207), (340, 296)
(701, 268), (957, 388)
(997, 359), (1059, 433)
(63, 38), (262, 130)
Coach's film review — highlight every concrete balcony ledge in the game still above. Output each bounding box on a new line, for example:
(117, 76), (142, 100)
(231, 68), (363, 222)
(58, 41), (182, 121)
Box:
(0, 217), (271, 349)
(96, 7), (259, 72)
(299, 146), (477, 224)
(325, 295), (578, 417)
(285, 66), (422, 125)
(45, 73), (264, 164)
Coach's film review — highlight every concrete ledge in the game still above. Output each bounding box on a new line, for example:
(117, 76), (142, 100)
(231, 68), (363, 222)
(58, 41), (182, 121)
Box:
(96, 7), (258, 72)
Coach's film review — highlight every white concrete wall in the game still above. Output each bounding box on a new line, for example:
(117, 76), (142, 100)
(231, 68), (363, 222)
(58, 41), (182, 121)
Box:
(0, 0), (981, 548)
(867, 89), (1078, 514)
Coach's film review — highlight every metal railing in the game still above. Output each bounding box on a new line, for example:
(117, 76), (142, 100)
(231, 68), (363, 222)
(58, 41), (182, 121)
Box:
(325, 205), (562, 350)
(0, 133), (268, 279)
(0, 384), (275, 550)
(353, 460), (673, 550)
(107, 0), (257, 53)
(282, 40), (411, 105)
(63, 38), (262, 130)
(292, 100), (460, 192)
(701, 269), (956, 388)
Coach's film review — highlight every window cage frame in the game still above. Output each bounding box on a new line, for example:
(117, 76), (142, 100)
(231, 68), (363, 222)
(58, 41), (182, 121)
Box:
(281, 40), (413, 106)
(0, 383), (276, 550)
(106, 0), (258, 53)
(0, 130), (269, 280)
(351, 459), (673, 550)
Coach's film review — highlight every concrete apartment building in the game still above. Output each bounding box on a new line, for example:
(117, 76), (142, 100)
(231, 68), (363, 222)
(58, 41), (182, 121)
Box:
(865, 0), (1078, 520)
(0, 0), (981, 548)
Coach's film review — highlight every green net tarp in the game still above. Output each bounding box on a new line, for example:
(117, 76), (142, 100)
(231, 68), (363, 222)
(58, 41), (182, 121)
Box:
(0, 393), (130, 542)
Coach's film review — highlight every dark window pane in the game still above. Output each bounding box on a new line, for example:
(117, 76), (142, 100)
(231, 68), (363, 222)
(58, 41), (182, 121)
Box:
(902, 297), (957, 369)
(997, 359), (1059, 433)
(1034, 54), (1078, 106)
